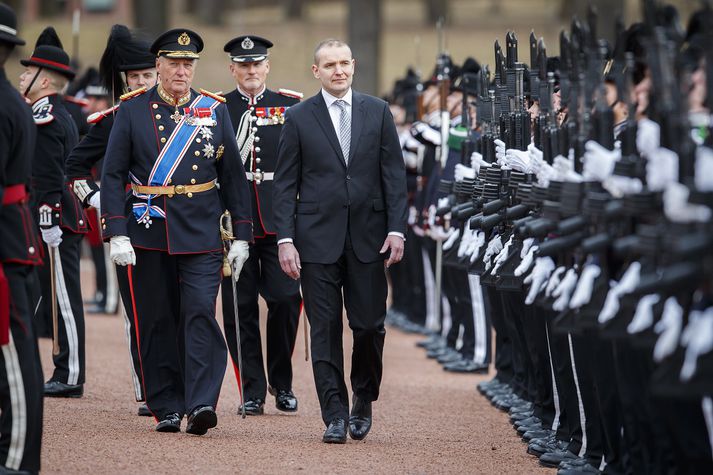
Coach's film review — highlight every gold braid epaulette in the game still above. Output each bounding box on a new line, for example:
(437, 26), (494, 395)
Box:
(199, 88), (226, 103)
(120, 86), (147, 101)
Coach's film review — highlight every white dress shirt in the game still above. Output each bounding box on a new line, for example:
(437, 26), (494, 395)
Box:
(278, 88), (404, 245)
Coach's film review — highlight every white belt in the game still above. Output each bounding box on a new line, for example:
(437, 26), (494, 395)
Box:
(246, 171), (274, 182)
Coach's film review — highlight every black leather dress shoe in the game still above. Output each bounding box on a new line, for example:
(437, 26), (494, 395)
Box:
(186, 406), (217, 436)
(348, 397), (372, 441)
(322, 418), (347, 444)
(269, 387), (298, 412)
(155, 413), (181, 433)
(540, 449), (578, 467)
(0, 465), (33, 474)
(443, 359), (489, 373)
(138, 404), (152, 417)
(44, 381), (83, 398)
(238, 398), (264, 415)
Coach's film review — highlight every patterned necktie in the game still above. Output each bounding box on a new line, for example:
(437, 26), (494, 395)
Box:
(335, 99), (351, 164)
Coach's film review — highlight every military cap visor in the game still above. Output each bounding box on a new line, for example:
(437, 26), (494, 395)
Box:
(151, 28), (203, 59)
(0, 3), (25, 45)
(224, 35), (273, 63)
(20, 45), (75, 79)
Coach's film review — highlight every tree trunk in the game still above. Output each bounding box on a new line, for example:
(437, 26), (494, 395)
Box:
(197, 0), (226, 25)
(348, 0), (380, 96)
(425, 0), (448, 25)
(284, 0), (304, 19)
(133, 0), (168, 37)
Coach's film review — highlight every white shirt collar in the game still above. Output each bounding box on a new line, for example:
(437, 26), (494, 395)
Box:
(321, 88), (352, 108)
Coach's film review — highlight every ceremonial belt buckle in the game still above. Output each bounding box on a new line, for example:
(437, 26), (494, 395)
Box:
(253, 170), (264, 183)
(174, 185), (186, 194)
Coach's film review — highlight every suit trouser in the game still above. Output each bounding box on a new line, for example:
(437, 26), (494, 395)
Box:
(115, 266), (144, 402)
(301, 242), (387, 426)
(39, 232), (85, 385)
(402, 229), (427, 326)
(0, 264), (43, 474)
(483, 283), (513, 383)
(221, 235), (301, 401)
(128, 249), (226, 420)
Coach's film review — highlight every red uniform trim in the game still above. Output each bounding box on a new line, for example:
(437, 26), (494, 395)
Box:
(1, 184), (27, 205)
(29, 56), (73, 72)
(127, 265), (155, 421)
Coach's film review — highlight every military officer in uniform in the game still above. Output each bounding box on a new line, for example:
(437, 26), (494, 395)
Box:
(221, 35), (303, 415)
(65, 24), (157, 417)
(101, 29), (252, 436)
(0, 4), (44, 473)
(19, 29), (88, 399)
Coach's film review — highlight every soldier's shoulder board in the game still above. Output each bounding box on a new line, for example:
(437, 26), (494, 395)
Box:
(120, 87), (147, 102)
(87, 104), (120, 124)
(278, 88), (304, 100)
(32, 97), (54, 125)
(199, 88), (226, 103)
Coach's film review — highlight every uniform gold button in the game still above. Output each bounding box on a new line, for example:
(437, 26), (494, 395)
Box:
(192, 165), (198, 171)
(161, 137), (167, 143)
(167, 179), (172, 184)
(155, 114), (161, 119)
(194, 151), (200, 156)
(196, 138), (201, 143)
(190, 178), (196, 184)
(168, 194), (174, 198)
(187, 192), (193, 198)
(153, 104), (158, 109)
(158, 125), (165, 131)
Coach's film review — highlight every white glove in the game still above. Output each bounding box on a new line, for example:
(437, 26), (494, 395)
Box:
(228, 240), (250, 278)
(653, 296), (684, 362)
(454, 163), (476, 182)
(663, 182), (712, 223)
(552, 267), (579, 311)
(598, 261), (641, 324)
(471, 151), (490, 175)
(443, 227), (460, 251)
(528, 142), (543, 164)
(602, 175), (643, 198)
(88, 192), (101, 212)
(437, 197), (450, 210)
(553, 155), (583, 183)
(680, 308), (713, 381)
(646, 147), (678, 192)
(413, 121), (441, 145)
(636, 118), (660, 159)
(467, 231), (486, 263)
(41, 225), (63, 248)
(523, 256), (555, 305)
(431, 225), (452, 242)
(407, 206), (418, 226)
(110, 235), (136, 266)
(504, 148), (531, 172)
(535, 159), (557, 187)
(457, 227), (474, 258)
(627, 294), (661, 334)
(695, 146), (713, 192)
(427, 204), (437, 228)
(491, 235), (514, 274)
(514, 244), (537, 276)
(583, 140), (621, 182)
(545, 266), (567, 298)
(569, 264), (602, 309)
(483, 235), (503, 271)
(494, 139), (506, 164)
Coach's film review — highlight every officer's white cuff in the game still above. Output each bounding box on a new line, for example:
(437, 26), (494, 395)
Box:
(278, 238), (294, 245)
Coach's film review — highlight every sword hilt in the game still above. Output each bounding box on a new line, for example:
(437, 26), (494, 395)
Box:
(220, 210), (234, 277)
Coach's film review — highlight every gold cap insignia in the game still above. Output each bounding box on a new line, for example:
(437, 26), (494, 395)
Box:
(178, 32), (191, 46)
(241, 37), (254, 50)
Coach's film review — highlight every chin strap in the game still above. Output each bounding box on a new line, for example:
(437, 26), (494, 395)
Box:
(24, 67), (43, 99)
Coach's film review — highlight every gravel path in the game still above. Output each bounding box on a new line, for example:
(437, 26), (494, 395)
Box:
(37, 267), (552, 474)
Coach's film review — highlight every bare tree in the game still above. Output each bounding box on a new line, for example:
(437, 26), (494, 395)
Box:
(348, 0), (380, 95)
(284, 0), (305, 19)
(425, 0), (448, 25)
(133, 0), (168, 37)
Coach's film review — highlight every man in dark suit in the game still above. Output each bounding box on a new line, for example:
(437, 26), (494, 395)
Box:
(273, 39), (408, 444)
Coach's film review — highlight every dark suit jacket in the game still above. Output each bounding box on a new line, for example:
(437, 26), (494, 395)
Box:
(273, 89), (407, 264)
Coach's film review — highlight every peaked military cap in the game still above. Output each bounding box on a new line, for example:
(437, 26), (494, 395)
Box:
(0, 2), (24, 45)
(150, 28), (203, 59)
(224, 35), (273, 63)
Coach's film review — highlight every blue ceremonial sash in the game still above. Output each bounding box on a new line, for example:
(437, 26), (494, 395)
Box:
(132, 94), (220, 225)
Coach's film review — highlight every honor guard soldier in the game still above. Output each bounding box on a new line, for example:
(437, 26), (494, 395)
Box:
(0, 4), (44, 473)
(100, 28), (252, 436)
(19, 28), (88, 398)
(65, 24), (158, 417)
(222, 35), (303, 415)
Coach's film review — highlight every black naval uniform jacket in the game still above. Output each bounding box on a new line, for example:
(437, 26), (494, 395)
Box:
(0, 68), (41, 267)
(224, 87), (300, 238)
(101, 86), (253, 253)
(30, 94), (88, 235)
(65, 105), (118, 205)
